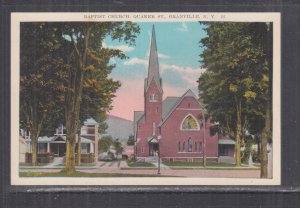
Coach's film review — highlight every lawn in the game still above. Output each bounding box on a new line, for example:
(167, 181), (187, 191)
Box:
(127, 161), (155, 167)
(19, 163), (47, 166)
(19, 171), (163, 177)
(163, 161), (236, 167)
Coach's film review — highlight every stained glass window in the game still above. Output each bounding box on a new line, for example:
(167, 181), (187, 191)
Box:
(181, 115), (199, 130)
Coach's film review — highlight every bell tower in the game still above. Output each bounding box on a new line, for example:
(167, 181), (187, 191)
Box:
(144, 25), (163, 135)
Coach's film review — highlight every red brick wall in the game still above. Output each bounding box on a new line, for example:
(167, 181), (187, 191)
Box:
(136, 93), (219, 159)
(160, 96), (218, 158)
(136, 79), (162, 157)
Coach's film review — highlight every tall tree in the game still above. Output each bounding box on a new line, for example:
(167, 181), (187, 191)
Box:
(76, 47), (121, 165)
(198, 22), (272, 169)
(59, 22), (140, 174)
(20, 23), (66, 165)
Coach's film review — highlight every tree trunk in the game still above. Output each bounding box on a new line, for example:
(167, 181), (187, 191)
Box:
(77, 126), (81, 165)
(65, 138), (76, 174)
(235, 100), (242, 166)
(64, 27), (91, 174)
(261, 102), (271, 178)
(257, 136), (261, 162)
(64, 101), (77, 174)
(31, 138), (37, 166)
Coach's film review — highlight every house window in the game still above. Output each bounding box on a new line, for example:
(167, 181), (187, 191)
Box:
(194, 142), (197, 152)
(81, 143), (90, 153)
(182, 142), (186, 152)
(188, 137), (192, 152)
(149, 93), (158, 102)
(178, 142), (181, 152)
(199, 142), (203, 152)
(181, 115), (200, 130)
(38, 143), (47, 153)
(152, 122), (156, 136)
(87, 125), (95, 134)
(219, 146), (229, 156)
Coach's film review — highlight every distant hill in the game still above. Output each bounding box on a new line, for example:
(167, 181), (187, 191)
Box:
(102, 115), (133, 144)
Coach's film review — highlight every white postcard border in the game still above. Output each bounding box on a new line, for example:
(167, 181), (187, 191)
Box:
(11, 12), (281, 186)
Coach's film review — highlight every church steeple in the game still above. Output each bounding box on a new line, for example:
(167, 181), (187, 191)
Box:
(145, 25), (162, 91)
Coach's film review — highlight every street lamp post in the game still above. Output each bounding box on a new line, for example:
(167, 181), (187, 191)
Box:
(202, 111), (206, 168)
(157, 136), (161, 175)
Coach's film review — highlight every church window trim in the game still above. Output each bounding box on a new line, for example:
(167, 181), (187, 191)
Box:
(188, 137), (192, 152)
(199, 142), (203, 152)
(149, 93), (158, 102)
(180, 114), (200, 131)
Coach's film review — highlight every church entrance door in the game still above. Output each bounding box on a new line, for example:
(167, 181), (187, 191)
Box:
(149, 143), (159, 156)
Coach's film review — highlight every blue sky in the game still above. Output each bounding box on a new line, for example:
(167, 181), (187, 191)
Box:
(104, 22), (207, 120)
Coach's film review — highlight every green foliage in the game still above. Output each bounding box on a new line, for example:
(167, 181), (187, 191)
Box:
(20, 22), (140, 170)
(198, 22), (272, 139)
(241, 139), (253, 164)
(113, 139), (124, 156)
(127, 135), (135, 146)
(198, 22), (272, 167)
(99, 135), (113, 153)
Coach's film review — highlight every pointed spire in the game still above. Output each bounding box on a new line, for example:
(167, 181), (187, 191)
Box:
(145, 25), (161, 91)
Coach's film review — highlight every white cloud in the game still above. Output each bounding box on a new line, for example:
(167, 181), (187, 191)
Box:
(176, 22), (189, 32)
(146, 51), (170, 59)
(123, 57), (148, 66)
(102, 42), (134, 52)
(160, 63), (206, 85)
(113, 45), (134, 52)
(157, 52), (170, 59)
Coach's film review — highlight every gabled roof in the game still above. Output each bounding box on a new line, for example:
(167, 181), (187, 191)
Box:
(162, 97), (180, 119)
(84, 118), (98, 125)
(159, 89), (206, 127)
(37, 135), (93, 143)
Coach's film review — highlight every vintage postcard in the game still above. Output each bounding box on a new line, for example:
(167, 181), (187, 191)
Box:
(11, 12), (281, 185)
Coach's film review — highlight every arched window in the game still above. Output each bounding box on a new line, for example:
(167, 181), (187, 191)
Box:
(181, 115), (200, 130)
(194, 142), (197, 152)
(178, 141), (181, 152)
(182, 142), (186, 152)
(188, 137), (192, 152)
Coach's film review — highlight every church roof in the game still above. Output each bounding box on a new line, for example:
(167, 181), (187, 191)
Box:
(145, 25), (162, 92)
(133, 111), (145, 136)
(162, 97), (180, 120)
(134, 111), (145, 123)
(159, 89), (206, 127)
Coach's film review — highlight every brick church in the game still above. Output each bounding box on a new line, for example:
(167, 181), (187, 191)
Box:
(133, 26), (235, 163)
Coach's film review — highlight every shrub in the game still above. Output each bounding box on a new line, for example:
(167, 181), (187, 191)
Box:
(25, 152), (54, 164)
(75, 153), (95, 163)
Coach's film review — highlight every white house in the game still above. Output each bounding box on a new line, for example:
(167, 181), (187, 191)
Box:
(21, 118), (99, 162)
